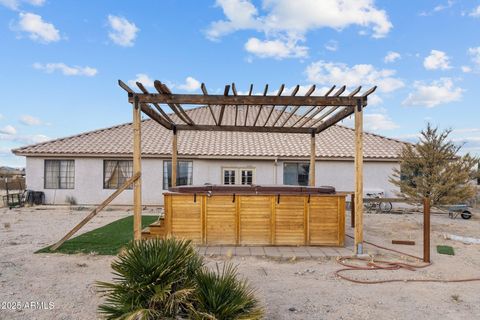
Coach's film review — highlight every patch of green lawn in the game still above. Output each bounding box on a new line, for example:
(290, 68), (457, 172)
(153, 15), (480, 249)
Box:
(36, 215), (158, 255)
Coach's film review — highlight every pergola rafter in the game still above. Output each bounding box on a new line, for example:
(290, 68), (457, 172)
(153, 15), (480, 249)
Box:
(118, 79), (377, 255)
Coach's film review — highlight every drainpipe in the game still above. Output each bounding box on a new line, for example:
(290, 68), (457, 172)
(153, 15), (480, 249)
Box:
(273, 157), (278, 185)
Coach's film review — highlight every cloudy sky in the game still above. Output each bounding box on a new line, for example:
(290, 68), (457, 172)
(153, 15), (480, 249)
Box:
(1, 0), (479, 167)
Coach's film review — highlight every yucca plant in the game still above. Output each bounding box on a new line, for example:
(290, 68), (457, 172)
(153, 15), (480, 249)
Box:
(191, 263), (264, 320)
(97, 238), (203, 319)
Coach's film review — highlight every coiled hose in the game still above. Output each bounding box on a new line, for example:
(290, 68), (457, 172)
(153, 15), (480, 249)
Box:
(335, 234), (480, 284)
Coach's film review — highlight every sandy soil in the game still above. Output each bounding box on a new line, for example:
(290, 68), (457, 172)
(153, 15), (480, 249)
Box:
(1, 206), (479, 320)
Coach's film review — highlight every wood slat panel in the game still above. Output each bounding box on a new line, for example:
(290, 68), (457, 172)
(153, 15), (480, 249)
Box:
(171, 195), (202, 243)
(275, 196), (305, 245)
(239, 195), (271, 245)
(309, 196), (341, 245)
(206, 195), (236, 245)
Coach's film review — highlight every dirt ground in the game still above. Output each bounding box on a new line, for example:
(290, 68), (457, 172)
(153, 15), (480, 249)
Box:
(1, 206), (479, 320)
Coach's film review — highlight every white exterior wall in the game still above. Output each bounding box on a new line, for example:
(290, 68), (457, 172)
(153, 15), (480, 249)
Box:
(25, 157), (399, 205)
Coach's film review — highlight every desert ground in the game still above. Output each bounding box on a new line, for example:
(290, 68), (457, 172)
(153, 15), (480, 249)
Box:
(1, 205), (479, 320)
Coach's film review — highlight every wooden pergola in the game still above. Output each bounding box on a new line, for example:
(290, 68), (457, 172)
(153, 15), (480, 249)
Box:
(118, 79), (376, 255)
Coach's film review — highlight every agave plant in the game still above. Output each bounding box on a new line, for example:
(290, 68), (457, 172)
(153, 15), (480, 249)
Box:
(191, 263), (264, 320)
(97, 238), (203, 319)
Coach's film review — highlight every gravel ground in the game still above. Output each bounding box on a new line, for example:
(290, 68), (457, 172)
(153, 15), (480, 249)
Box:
(0, 205), (479, 320)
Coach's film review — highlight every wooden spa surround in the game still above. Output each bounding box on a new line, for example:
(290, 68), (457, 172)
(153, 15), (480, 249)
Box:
(142, 185), (346, 246)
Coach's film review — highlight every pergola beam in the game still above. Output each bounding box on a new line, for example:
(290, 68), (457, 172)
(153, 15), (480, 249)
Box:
(176, 124), (313, 134)
(201, 83), (218, 126)
(129, 93), (358, 107)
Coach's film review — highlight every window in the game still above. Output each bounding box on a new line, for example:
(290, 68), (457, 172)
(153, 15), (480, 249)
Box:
(222, 168), (255, 185)
(103, 160), (133, 189)
(163, 161), (193, 189)
(241, 169), (254, 185)
(44, 160), (75, 189)
(283, 162), (309, 186)
(224, 169), (236, 185)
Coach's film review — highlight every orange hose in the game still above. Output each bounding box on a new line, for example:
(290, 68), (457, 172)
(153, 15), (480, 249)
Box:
(335, 234), (480, 284)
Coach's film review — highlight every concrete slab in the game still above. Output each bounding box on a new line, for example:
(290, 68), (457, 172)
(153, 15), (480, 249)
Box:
(277, 246), (295, 258)
(305, 246), (326, 258)
(222, 246), (236, 257)
(205, 246), (221, 256)
(320, 247), (341, 257)
(263, 246), (282, 258)
(235, 246), (251, 256)
(292, 247), (312, 258)
(249, 246), (266, 256)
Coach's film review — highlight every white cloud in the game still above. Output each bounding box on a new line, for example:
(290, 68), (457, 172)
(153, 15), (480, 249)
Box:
(384, 51), (401, 63)
(107, 15), (139, 47)
(423, 50), (452, 70)
(468, 47), (480, 67)
(469, 5), (480, 17)
(20, 115), (43, 126)
(461, 66), (472, 73)
(0, 132), (49, 144)
(433, 0), (454, 12)
(305, 60), (404, 93)
(177, 77), (201, 92)
(0, 113), (3, 120)
(343, 112), (398, 132)
(128, 73), (155, 89)
(0, 0), (44, 10)
(363, 113), (399, 131)
(324, 40), (338, 52)
(206, 0), (392, 59)
(402, 78), (463, 108)
(33, 62), (97, 76)
(208, 0), (392, 39)
(16, 12), (60, 43)
(245, 37), (308, 59)
(0, 125), (17, 135)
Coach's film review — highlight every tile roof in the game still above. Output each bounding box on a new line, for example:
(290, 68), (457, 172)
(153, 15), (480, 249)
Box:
(12, 106), (406, 160)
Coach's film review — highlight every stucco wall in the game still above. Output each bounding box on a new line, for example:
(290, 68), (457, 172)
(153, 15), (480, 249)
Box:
(25, 157), (399, 205)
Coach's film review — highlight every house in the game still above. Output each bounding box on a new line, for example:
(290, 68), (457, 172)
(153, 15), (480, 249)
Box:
(12, 106), (406, 206)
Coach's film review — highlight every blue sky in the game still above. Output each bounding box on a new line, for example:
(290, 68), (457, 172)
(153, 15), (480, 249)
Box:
(1, 0), (479, 167)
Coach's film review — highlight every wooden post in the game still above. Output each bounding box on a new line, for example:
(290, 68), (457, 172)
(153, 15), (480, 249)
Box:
(309, 131), (316, 186)
(51, 173), (140, 250)
(354, 99), (364, 254)
(350, 193), (355, 228)
(133, 96), (142, 241)
(423, 197), (431, 263)
(172, 127), (178, 187)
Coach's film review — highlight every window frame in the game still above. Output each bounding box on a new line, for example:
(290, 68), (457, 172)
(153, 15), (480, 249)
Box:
(282, 161), (310, 186)
(44, 159), (75, 189)
(103, 159), (133, 190)
(163, 160), (193, 190)
(221, 167), (256, 185)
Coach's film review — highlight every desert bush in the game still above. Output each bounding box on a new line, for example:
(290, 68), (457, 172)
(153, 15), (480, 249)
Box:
(191, 263), (264, 320)
(97, 238), (203, 319)
(97, 238), (263, 320)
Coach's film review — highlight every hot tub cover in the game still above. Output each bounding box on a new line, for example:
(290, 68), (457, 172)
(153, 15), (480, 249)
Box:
(167, 184), (336, 195)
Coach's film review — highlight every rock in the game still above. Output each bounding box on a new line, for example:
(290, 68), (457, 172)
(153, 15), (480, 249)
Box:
(288, 307), (297, 312)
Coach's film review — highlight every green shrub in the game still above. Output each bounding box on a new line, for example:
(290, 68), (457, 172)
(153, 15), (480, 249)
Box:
(97, 238), (203, 319)
(191, 263), (264, 320)
(97, 238), (263, 320)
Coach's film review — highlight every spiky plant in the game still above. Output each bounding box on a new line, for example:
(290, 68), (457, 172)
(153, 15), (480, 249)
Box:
(97, 238), (203, 319)
(191, 263), (264, 320)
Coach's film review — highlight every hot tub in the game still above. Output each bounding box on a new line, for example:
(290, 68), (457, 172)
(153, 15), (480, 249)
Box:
(145, 185), (346, 246)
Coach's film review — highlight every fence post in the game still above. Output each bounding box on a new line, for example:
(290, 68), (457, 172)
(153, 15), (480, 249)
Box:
(423, 197), (430, 263)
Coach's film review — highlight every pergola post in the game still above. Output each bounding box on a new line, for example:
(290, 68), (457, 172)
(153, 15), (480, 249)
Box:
(309, 131), (316, 186)
(354, 98), (364, 254)
(171, 127), (178, 187)
(133, 96), (142, 241)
